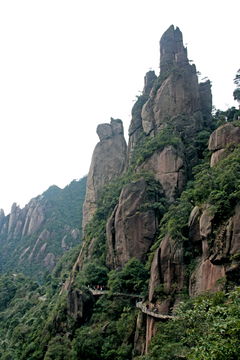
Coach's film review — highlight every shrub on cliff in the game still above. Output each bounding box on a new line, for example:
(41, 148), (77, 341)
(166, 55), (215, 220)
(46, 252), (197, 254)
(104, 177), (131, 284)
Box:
(147, 287), (240, 360)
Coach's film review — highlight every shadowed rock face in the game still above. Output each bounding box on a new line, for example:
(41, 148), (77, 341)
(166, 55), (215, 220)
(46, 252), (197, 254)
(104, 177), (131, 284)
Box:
(82, 118), (127, 230)
(106, 178), (159, 269)
(148, 234), (185, 312)
(67, 287), (94, 324)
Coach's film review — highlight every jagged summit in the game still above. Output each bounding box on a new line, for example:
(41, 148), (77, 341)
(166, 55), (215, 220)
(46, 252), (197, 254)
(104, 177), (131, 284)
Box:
(160, 25), (189, 73)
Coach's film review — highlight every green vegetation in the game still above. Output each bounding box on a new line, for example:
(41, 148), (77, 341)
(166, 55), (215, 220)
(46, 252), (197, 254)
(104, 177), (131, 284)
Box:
(0, 176), (87, 282)
(1, 55), (240, 360)
(0, 257), (146, 359)
(130, 125), (181, 167)
(233, 68), (240, 102)
(144, 288), (240, 360)
(84, 169), (168, 263)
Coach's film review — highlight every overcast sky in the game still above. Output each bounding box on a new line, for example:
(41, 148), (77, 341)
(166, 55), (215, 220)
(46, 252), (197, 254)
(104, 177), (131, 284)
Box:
(0, 0), (239, 215)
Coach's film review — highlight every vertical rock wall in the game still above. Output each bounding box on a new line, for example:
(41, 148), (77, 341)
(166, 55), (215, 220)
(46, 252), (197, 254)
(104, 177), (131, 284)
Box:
(82, 118), (127, 230)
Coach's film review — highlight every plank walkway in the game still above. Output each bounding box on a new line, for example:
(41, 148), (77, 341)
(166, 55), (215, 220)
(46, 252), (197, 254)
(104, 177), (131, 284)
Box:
(88, 288), (174, 320)
(136, 301), (175, 319)
(88, 288), (143, 299)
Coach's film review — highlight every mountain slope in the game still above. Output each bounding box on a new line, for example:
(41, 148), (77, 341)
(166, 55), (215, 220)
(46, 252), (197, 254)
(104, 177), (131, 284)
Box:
(0, 176), (87, 281)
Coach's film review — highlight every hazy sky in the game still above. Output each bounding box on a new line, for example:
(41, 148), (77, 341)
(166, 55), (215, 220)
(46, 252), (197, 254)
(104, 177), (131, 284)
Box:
(0, 0), (239, 215)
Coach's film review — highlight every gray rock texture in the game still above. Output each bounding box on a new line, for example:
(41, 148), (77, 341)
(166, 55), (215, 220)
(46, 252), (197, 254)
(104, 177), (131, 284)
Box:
(106, 178), (159, 269)
(82, 118), (127, 230)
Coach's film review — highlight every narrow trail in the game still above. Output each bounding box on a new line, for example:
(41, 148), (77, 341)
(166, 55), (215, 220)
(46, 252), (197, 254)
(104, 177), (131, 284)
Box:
(88, 288), (174, 319)
(136, 301), (175, 319)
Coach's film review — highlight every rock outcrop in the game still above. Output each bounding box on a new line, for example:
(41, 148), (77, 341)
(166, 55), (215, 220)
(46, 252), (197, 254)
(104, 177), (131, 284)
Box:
(106, 178), (159, 269)
(125, 25), (211, 204)
(82, 118), (127, 230)
(148, 234), (185, 312)
(141, 25), (203, 138)
(209, 122), (240, 166)
(140, 145), (185, 202)
(67, 287), (94, 324)
(0, 177), (87, 280)
(0, 209), (5, 234)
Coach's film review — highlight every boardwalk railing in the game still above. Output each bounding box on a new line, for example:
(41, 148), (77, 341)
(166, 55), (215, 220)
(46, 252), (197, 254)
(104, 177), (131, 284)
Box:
(136, 301), (175, 319)
(88, 288), (144, 299)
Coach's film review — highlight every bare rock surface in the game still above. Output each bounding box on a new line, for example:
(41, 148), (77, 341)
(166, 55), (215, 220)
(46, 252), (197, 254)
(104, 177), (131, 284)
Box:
(148, 233), (185, 311)
(0, 209), (5, 233)
(67, 287), (94, 324)
(106, 178), (158, 269)
(188, 206), (201, 244)
(43, 253), (55, 271)
(141, 25), (202, 137)
(141, 145), (185, 202)
(209, 123), (240, 151)
(8, 203), (21, 234)
(28, 229), (50, 260)
(189, 259), (225, 297)
(209, 123), (240, 166)
(82, 119), (127, 230)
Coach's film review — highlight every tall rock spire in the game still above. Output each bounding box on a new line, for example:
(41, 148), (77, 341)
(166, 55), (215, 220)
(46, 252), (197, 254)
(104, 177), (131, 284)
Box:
(82, 118), (127, 231)
(160, 25), (188, 74)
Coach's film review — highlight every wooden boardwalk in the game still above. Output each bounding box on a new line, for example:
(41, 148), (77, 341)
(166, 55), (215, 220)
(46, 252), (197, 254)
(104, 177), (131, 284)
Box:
(88, 288), (143, 299)
(88, 288), (174, 320)
(136, 301), (175, 319)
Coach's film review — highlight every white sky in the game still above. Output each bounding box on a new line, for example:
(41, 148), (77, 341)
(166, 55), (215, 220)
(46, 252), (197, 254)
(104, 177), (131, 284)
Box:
(0, 0), (239, 216)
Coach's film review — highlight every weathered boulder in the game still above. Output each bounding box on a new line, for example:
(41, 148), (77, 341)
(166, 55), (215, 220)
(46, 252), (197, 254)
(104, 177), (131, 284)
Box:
(209, 123), (240, 152)
(200, 205), (214, 239)
(67, 287), (94, 324)
(82, 119), (127, 230)
(209, 123), (240, 166)
(188, 206), (201, 244)
(71, 228), (80, 241)
(189, 259), (225, 297)
(141, 145), (185, 202)
(210, 148), (225, 167)
(43, 253), (55, 271)
(148, 234), (185, 312)
(187, 203), (240, 297)
(106, 178), (159, 269)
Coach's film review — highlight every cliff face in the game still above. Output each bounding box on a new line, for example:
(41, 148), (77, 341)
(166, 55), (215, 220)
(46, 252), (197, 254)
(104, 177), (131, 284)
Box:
(126, 26), (211, 204)
(63, 25), (240, 356)
(106, 178), (159, 269)
(102, 25), (211, 271)
(82, 118), (127, 230)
